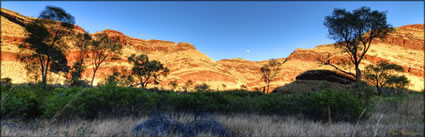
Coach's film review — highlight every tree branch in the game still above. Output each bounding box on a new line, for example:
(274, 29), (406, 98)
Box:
(324, 62), (356, 77)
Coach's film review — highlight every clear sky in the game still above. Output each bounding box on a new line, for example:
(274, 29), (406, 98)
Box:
(2, 1), (424, 61)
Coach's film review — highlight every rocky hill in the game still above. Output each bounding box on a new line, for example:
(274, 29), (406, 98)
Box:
(1, 8), (423, 91)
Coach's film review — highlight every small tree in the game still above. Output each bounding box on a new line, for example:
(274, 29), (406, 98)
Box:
(70, 33), (92, 86)
(168, 80), (178, 90)
(184, 80), (194, 92)
(323, 6), (392, 81)
(240, 84), (247, 90)
(89, 32), (123, 87)
(195, 83), (209, 92)
(260, 59), (286, 94)
(221, 84), (227, 90)
(103, 69), (134, 87)
(386, 75), (410, 95)
(18, 6), (74, 88)
(128, 54), (169, 88)
(364, 61), (404, 95)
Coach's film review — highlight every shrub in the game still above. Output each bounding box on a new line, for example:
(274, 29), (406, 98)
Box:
(68, 84), (160, 119)
(194, 83), (209, 91)
(42, 87), (83, 118)
(303, 88), (368, 122)
(0, 77), (12, 85)
(1, 87), (41, 118)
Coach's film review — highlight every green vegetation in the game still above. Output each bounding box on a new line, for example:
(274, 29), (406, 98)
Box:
(127, 53), (170, 88)
(323, 6), (393, 81)
(18, 6), (75, 88)
(365, 61), (409, 95)
(2, 83), (372, 123)
(260, 59), (286, 94)
(89, 32), (123, 87)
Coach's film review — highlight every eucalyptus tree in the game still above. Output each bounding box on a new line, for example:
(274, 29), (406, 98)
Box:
(19, 6), (75, 87)
(127, 54), (170, 88)
(323, 6), (393, 81)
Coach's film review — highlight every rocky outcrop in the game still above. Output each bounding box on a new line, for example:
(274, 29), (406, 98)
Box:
(295, 70), (355, 84)
(374, 24), (424, 50)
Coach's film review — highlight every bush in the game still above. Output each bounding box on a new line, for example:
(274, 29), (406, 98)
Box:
(0, 77), (12, 85)
(68, 83), (160, 119)
(42, 87), (83, 118)
(1, 86), (41, 118)
(303, 88), (368, 122)
(1, 84), (372, 122)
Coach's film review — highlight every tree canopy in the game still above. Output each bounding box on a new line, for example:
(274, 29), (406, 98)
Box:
(364, 61), (406, 95)
(19, 6), (75, 87)
(323, 6), (393, 81)
(128, 54), (170, 88)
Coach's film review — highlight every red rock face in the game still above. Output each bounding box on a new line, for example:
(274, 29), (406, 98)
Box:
(374, 24), (424, 50)
(286, 49), (327, 62)
(1, 8), (424, 91)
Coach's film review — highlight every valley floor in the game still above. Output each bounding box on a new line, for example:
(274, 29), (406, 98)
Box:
(1, 94), (423, 137)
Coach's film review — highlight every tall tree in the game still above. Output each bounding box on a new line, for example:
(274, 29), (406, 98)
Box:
(127, 54), (169, 88)
(364, 61), (404, 95)
(18, 6), (74, 88)
(70, 33), (92, 86)
(89, 32), (122, 87)
(323, 6), (392, 82)
(260, 59), (286, 94)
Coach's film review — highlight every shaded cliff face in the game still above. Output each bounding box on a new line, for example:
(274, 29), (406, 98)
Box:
(1, 8), (424, 91)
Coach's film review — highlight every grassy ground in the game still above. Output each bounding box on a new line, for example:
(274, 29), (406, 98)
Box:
(1, 93), (423, 137)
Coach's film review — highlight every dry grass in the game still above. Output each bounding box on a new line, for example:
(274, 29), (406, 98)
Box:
(2, 94), (423, 137)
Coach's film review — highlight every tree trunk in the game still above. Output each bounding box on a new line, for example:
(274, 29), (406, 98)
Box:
(90, 68), (98, 87)
(42, 59), (50, 89)
(40, 61), (47, 88)
(42, 73), (47, 88)
(266, 83), (270, 94)
(141, 81), (145, 88)
(376, 85), (382, 96)
(355, 65), (362, 82)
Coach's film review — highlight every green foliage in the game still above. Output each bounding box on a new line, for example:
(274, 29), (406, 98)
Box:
(323, 6), (393, 81)
(365, 61), (408, 95)
(168, 79), (178, 90)
(128, 54), (170, 88)
(260, 59), (284, 94)
(1, 86), (42, 118)
(18, 6), (75, 88)
(69, 33), (92, 86)
(42, 87), (83, 118)
(89, 32), (123, 87)
(2, 84), (370, 122)
(309, 88), (367, 122)
(386, 75), (410, 95)
(103, 70), (134, 87)
(69, 84), (159, 119)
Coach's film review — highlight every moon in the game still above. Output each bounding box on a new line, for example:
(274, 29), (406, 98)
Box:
(246, 49), (250, 53)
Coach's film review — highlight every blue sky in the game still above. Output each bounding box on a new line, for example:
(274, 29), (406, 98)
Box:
(2, 1), (424, 61)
